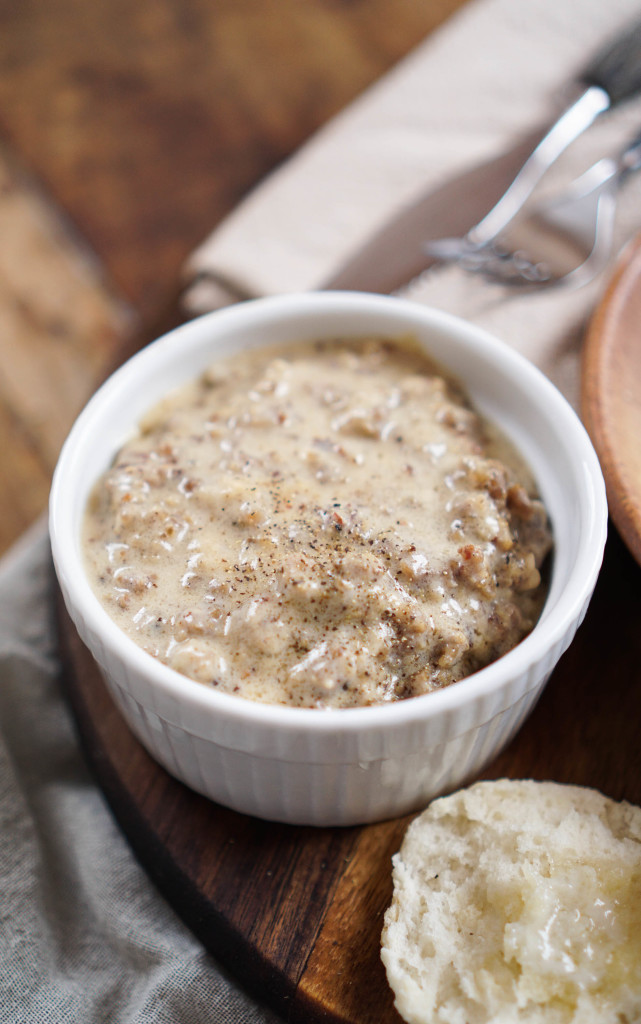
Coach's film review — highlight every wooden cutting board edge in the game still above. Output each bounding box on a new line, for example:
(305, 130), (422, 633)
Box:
(53, 524), (641, 1022)
(55, 589), (305, 1018)
(55, 580), (406, 1024)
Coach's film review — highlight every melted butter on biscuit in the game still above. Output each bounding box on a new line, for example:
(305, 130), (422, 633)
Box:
(382, 780), (641, 1024)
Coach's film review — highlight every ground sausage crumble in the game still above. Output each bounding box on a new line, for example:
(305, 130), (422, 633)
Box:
(83, 337), (553, 709)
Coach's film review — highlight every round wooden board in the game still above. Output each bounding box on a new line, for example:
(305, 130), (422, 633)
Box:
(583, 233), (641, 567)
(56, 524), (641, 1024)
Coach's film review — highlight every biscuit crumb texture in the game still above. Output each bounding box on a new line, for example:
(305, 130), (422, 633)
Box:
(381, 780), (641, 1023)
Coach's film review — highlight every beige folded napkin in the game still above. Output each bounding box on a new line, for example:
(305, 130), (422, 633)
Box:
(184, 0), (641, 411)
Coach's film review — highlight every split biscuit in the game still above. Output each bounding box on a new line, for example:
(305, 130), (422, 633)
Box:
(381, 779), (641, 1023)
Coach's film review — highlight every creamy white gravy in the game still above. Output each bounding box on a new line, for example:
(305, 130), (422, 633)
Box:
(83, 337), (552, 709)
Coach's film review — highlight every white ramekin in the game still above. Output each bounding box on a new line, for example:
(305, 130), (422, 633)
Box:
(50, 292), (607, 826)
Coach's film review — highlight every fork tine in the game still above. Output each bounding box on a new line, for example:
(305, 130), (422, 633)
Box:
(461, 243), (553, 286)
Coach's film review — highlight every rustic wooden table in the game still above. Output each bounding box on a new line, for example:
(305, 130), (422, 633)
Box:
(4, 4), (641, 1023)
(0, 0), (467, 557)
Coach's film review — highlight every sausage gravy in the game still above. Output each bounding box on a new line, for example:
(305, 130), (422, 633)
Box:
(83, 337), (552, 709)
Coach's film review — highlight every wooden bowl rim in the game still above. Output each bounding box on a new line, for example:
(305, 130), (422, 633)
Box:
(582, 233), (641, 566)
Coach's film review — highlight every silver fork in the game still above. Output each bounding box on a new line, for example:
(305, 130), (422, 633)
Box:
(434, 129), (641, 289)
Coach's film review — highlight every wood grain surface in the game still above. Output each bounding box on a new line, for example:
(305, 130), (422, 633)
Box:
(0, 0), (466, 560)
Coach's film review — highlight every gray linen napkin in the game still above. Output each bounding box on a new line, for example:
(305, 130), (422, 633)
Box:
(0, 521), (281, 1024)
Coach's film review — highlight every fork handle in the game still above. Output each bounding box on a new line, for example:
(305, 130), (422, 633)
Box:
(468, 85), (608, 246)
(468, 18), (641, 248)
(582, 16), (641, 106)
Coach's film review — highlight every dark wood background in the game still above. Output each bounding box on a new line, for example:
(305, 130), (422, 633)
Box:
(0, 0), (468, 557)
